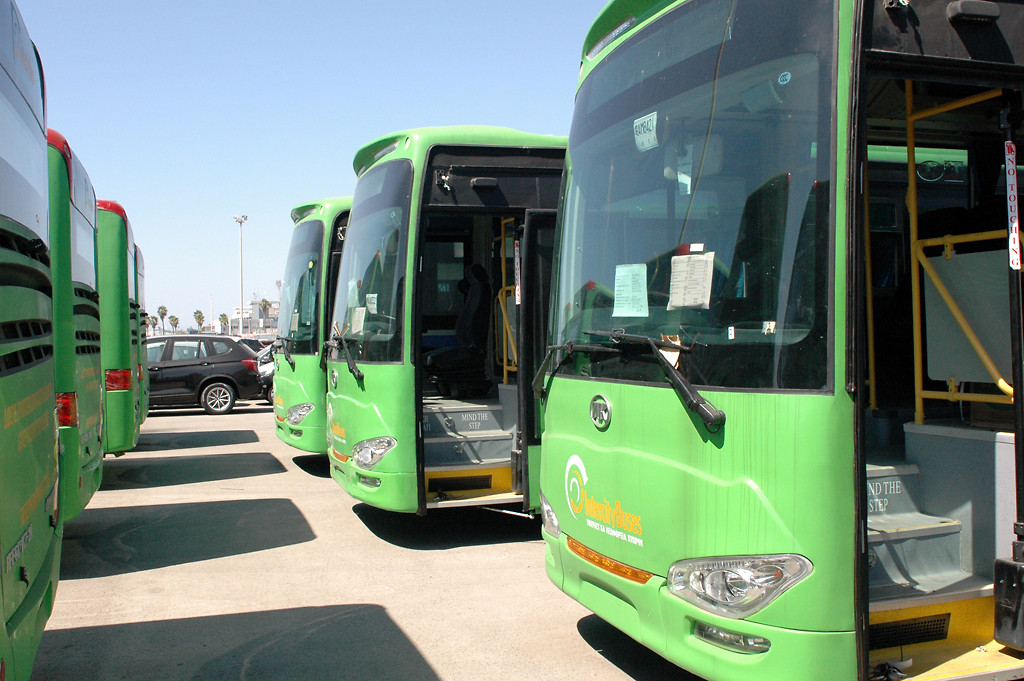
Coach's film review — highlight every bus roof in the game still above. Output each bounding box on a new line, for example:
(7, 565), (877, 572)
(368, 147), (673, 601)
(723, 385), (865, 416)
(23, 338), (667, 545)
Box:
(290, 196), (353, 225)
(352, 126), (567, 178)
(579, 1), (682, 85)
(2, 0), (45, 130)
(47, 128), (96, 221)
(97, 199), (134, 245)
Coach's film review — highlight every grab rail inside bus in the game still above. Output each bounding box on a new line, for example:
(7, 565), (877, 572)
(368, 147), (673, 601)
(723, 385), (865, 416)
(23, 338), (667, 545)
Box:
(901, 85), (1012, 423)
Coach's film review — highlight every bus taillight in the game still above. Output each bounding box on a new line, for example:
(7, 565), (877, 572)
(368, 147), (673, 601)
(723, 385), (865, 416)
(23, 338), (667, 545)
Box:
(105, 369), (132, 391)
(56, 392), (79, 427)
(137, 364), (144, 381)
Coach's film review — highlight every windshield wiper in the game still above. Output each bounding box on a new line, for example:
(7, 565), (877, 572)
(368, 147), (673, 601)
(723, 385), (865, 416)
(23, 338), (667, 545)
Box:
(532, 340), (622, 399)
(326, 331), (364, 382)
(585, 329), (725, 432)
(273, 337), (295, 370)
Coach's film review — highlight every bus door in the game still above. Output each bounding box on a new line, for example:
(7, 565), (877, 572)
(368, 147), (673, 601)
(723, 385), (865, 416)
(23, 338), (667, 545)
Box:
(858, 66), (1024, 672)
(514, 208), (557, 512)
(321, 209), (350, 366)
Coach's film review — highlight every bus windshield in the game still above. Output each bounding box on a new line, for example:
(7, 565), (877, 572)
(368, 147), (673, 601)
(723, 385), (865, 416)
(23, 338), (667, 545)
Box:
(553, 0), (834, 391)
(330, 159), (413, 363)
(280, 219), (325, 352)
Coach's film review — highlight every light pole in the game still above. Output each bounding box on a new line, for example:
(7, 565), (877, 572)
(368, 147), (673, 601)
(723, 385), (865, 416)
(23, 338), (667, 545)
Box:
(233, 214), (248, 336)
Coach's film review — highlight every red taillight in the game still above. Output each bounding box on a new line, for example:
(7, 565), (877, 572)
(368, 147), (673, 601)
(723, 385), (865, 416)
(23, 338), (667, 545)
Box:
(2, 656), (6, 681)
(105, 369), (132, 391)
(56, 392), (79, 427)
(241, 358), (257, 372)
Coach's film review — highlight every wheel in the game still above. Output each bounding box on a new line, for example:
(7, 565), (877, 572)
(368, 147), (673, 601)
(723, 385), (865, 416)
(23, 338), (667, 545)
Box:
(201, 382), (235, 415)
(264, 383), (274, 405)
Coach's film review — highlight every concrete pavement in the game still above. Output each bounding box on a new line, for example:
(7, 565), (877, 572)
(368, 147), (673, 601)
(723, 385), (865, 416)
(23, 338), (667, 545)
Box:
(30, 403), (692, 681)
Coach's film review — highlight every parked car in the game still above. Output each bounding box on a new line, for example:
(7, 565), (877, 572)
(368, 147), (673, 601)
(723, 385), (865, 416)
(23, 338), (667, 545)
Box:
(235, 337), (265, 353)
(145, 335), (262, 414)
(256, 344), (274, 404)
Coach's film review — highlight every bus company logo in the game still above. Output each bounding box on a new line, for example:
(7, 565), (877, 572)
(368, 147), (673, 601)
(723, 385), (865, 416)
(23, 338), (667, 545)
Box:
(590, 395), (611, 431)
(564, 454), (644, 547)
(565, 455), (588, 519)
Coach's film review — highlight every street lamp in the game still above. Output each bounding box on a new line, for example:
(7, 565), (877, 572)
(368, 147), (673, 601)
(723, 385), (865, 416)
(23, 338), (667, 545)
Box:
(233, 214), (248, 336)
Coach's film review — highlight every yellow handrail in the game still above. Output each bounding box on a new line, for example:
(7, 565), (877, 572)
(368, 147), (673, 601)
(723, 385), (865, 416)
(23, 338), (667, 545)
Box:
(914, 235), (1013, 397)
(905, 83), (1010, 423)
(494, 286), (518, 383)
(492, 218), (517, 384)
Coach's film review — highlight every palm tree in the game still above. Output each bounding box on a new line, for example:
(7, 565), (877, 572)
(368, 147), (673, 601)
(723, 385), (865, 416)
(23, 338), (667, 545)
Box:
(259, 298), (271, 319)
(168, 315), (179, 333)
(193, 309), (205, 331)
(219, 313), (229, 333)
(157, 305), (167, 333)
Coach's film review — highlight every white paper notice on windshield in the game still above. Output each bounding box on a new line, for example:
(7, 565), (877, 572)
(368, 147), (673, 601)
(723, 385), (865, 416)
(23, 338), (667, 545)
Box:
(667, 252), (714, 310)
(612, 263), (649, 317)
(633, 112), (659, 152)
(351, 307), (366, 334)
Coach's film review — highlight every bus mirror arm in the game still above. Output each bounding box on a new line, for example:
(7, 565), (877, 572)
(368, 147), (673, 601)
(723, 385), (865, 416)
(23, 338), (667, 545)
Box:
(332, 333), (364, 382)
(532, 340), (624, 399)
(273, 337), (295, 370)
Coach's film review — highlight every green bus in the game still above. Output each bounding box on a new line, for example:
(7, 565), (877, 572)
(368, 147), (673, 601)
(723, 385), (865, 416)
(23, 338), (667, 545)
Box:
(274, 197), (352, 452)
(47, 129), (103, 522)
(0, 1), (63, 678)
(97, 200), (142, 455)
(325, 127), (565, 513)
(538, 1), (1024, 679)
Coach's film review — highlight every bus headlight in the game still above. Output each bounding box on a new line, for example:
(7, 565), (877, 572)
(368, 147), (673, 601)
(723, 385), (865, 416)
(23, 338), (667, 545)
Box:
(667, 554), (812, 618)
(540, 492), (560, 538)
(351, 436), (396, 470)
(286, 403), (315, 425)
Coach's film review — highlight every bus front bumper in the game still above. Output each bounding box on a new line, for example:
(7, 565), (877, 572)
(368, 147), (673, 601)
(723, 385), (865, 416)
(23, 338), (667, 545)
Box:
(543, 530), (857, 681)
(328, 455), (418, 514)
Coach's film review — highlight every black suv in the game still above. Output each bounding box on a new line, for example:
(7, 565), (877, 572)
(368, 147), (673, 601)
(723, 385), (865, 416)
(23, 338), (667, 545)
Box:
(145, 335), (262, 414)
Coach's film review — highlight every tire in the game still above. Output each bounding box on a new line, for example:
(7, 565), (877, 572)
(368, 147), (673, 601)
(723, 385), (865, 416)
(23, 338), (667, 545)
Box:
(201, 382), (235, 415)
(264, 384), (274, 405)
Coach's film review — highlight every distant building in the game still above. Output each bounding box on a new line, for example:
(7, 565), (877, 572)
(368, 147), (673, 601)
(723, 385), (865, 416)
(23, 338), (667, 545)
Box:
(229, 295), (280, 338)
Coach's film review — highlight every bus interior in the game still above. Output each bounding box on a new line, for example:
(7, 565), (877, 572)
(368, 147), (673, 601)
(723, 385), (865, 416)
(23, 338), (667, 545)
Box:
(859, 72), (1024, 674)
(415, 149), (563, 510)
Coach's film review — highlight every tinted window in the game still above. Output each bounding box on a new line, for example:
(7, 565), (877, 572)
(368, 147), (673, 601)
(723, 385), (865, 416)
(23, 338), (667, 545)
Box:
(146, 341), (167, 363)
(330, 159), (413, 363)
(552, 0), (834, 391)
(209, 340), (232, 356)
(170, 340), (205, 361)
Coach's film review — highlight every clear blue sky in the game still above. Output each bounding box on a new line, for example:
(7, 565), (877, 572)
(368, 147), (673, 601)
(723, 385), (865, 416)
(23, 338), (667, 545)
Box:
(20, 1), (606, 330)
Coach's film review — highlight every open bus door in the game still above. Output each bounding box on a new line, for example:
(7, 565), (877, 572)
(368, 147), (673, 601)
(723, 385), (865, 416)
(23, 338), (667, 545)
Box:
(514, 209), (557, 513)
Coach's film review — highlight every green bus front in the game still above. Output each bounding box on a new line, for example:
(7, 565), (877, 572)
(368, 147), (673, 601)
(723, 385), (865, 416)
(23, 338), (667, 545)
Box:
(541, 1), (1024, 679)
(274, 197), (351, 452)
(0, 2), (63, 678)
(47, 130), (103, 522)
(325, 127), (565, 513)
(97, 200), (141, 455)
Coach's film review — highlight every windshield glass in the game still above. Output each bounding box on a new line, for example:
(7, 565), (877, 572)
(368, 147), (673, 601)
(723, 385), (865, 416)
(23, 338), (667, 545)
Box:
(553, 0), (834, 391)
(329, 159), (413, 363)
(280, 219), (325, 354)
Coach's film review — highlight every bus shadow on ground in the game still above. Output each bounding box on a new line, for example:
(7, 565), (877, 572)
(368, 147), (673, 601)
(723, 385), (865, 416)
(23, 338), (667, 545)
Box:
(30, 605), (439, 681)
(576, 615), (703, 681)
(101, 451), (286, 490)
(353, 503), (540, 550)
(60, 498), (316, 579)
(292, 453), (331, 478)
(132, 428), (260, 452)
